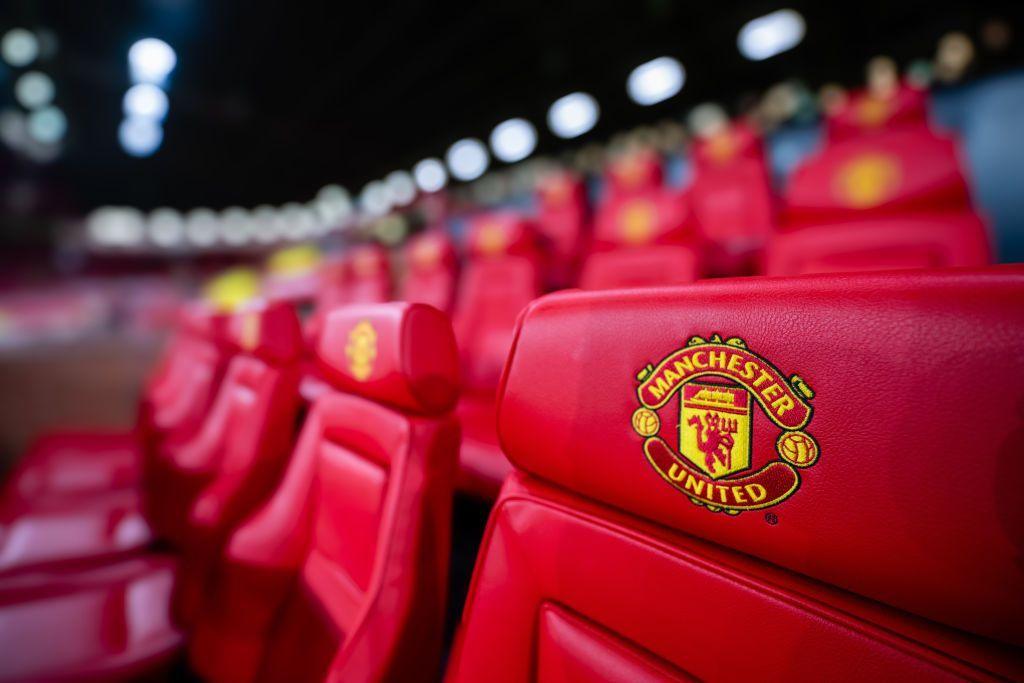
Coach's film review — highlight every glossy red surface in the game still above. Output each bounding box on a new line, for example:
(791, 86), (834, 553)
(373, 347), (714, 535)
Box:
(688, 125), (776, 275)
(827, 84), (929, 142)
(190, 302), (460, 683)
(447, 268), (1024, 682)
(536, 171), (591, 288)
(452, 213), (541, 497)
(771, 127), (990, 274)
(400, 230), (459, 313)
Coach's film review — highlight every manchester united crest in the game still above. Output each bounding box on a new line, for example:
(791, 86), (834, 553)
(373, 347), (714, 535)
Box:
(632, 334), (819, 515)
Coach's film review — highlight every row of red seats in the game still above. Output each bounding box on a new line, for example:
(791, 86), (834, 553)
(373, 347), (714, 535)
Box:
(1, 266), (1022, 680)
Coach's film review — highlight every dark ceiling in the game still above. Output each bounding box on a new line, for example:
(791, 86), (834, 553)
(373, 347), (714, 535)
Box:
(0, 0), (1020, 215)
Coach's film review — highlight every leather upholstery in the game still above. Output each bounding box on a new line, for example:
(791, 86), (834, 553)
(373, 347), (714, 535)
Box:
(768, 128), (991, 275)
(399, 230), (459, 313)
(145, 301), (303, 625)
(189, 302), (460, 683)
(447, 268), (1024, 682)
(0, 556), (182, 682)
(688, 125), (776, 275)
(536, 171), (590, 288)
(452, 213), (541, 497)
(827, 84), (929, 142)
(581, 182), (699, 290)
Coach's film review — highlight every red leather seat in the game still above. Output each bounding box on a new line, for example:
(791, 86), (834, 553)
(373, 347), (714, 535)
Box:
(144, 302), (304, 625)
(536, 171), (590, 289)
(2, 304), (232, 504)
(0, 555), (182, 681)
(345, 243), (393, 304)
(447, 268), (1024, 682)
(827, 83), (929, 142)
(189, 302), (460, 683)
(581, 180), (699, 290)
(688, 124), (776, 275)
(451, 213), (542, 498)
(399, 230), (459, 312)
(767, 127), (991, 275)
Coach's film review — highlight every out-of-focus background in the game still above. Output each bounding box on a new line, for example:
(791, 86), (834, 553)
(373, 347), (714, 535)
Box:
(0, 1), (1021, 464)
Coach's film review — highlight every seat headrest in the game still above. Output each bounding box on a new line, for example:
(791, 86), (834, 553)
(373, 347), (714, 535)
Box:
(179, 302), (229, 340)
(466, 213), (539, 259)
(784, 128), (971, 223)
(404, 231), (457, 273)
(593, 188), (691, 249)
(605, 151), (664, 195)
(348, 243), (390, 279)
(227, 300), (304, 364)
(537, 171), (587, 211)
(827, 84), (928, 142)
(315, 302), (459, 415)
(497, 268), (1024, 644)
(691, 123), (763, 170)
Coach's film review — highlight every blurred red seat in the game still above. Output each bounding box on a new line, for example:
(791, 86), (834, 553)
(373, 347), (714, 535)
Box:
(144, 301), (304, 625)
(581, 177), (698, 289)
(0, 555), (182, 682)
(2, 303), (232, 504)
(447, 267), (1024, 682)
(190, 302), (460, 683)
(767, 127), (990, 275)
(826, 83), (928, 142)
(688, 124), (776, 275)
(452, 213), (542, 498)
(535, 170), (590, 288)
(399, 230), (459, 312)
(345, 243), (393, 304)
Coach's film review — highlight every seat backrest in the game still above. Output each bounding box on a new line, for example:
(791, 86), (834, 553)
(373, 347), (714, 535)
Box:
(452, 213), (542, 393)
(536, 171), (590, 288)
(399, 230), (459, 312)
(773, 127), (990, 275)
(826, 83), (928, 142)
(688, 125), (776, 274)
(142, 303), (234, 443)
(195, 303), (460, 683)
(346, 243), (392, 304)
(765, 214), (991, 276)
(147, 301), (304, 548)
(448, 268), (1024, 682)
(604, 150), (664, 198)
(581, 187), (699, 289)
(785, 127), (973, 225)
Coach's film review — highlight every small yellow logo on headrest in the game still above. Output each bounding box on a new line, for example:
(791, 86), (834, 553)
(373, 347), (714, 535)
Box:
(477, 222), (508, 255)
(834, 154), (901, 208)
(856, 96), (892, 128)
(345, 320), (377, 381)
(620, 200), (658, 245)
(705, 132), (737, 165)
(412, 239), (441, 268)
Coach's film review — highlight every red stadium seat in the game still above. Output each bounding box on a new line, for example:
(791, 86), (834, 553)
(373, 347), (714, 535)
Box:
(447, 268), (1024, 682)
(452, 213), (542, 498)
(580, 183), (699, 290)
(345, 243), (393, 304)
(688, 124), (776, 275)
(2, 303), (232, 504)
(767, 127), (991, 275)
(604, 149), (664, 198)
(189, 302), (460, 683)
(144, 301), (303, 624)
(535, 170), (590, 288)
(399, 230), (459, 312)
(0, 555), (182, 681)
(827, 83), (929, 142)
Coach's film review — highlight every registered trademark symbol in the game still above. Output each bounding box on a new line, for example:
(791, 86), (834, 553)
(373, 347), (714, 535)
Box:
(764, 512), (778, 525)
